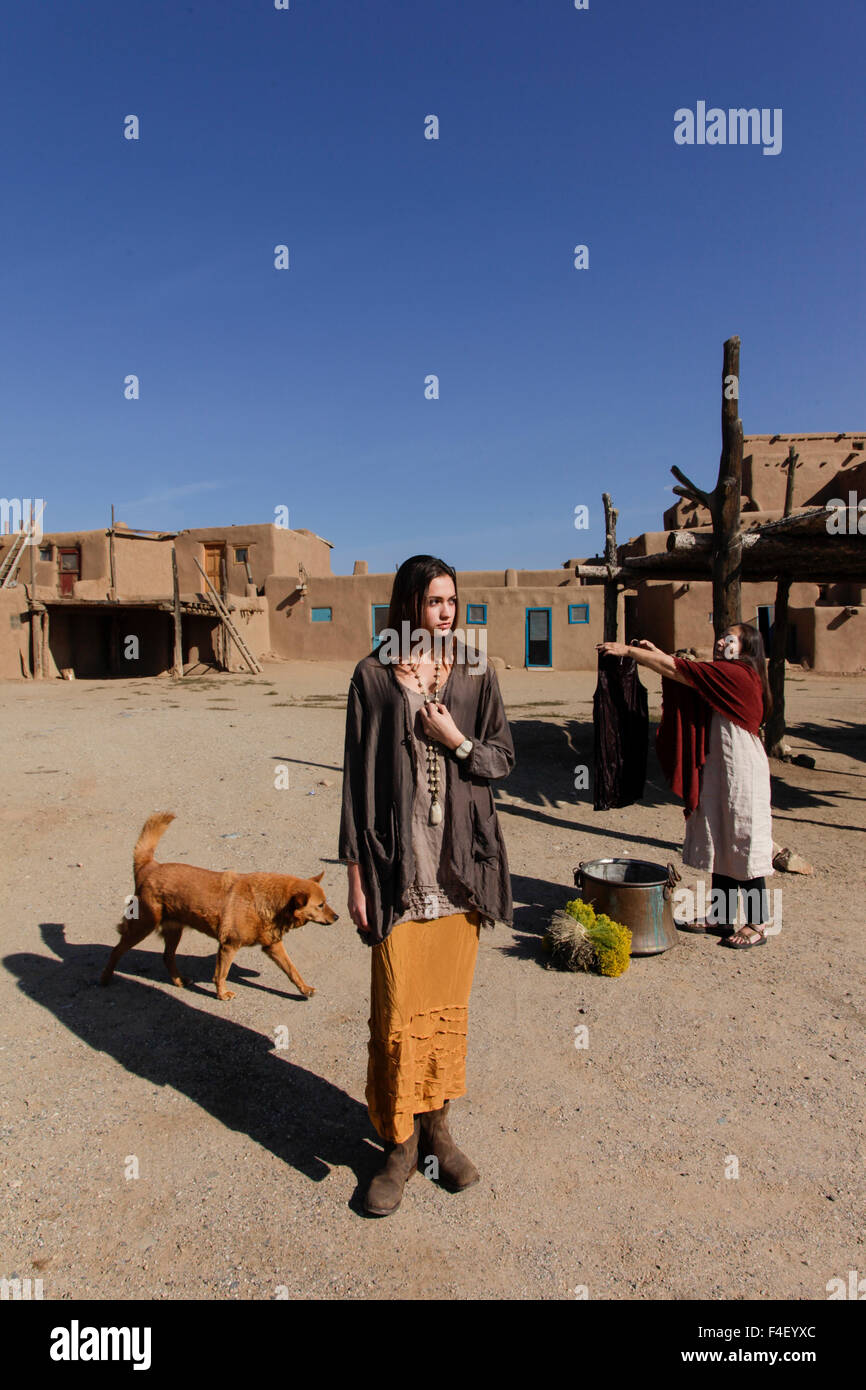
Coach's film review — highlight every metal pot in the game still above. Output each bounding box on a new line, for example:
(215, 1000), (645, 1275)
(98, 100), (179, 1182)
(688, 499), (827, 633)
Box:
(573, 858), (681, 956)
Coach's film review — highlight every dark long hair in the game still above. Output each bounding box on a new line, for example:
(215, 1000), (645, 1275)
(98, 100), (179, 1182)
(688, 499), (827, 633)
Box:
(734, 623), (772, 719)
(386, 555), (459, 637)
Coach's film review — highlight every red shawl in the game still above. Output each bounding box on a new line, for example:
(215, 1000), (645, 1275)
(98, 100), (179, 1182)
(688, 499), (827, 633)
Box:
(656, 658), (764, 815)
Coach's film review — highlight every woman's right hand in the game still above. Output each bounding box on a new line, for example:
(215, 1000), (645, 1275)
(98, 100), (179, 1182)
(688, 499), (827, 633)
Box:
(347, 864), (370, 932)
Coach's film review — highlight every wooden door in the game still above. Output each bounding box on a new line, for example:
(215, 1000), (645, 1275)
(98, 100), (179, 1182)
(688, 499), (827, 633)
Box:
(203, 544), (224, 596)
(58, 547), (80, 596)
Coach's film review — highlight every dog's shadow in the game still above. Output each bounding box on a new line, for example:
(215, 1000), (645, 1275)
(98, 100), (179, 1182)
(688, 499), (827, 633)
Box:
(6, 926), (382, 1212)
(108, 946), (307, 1003)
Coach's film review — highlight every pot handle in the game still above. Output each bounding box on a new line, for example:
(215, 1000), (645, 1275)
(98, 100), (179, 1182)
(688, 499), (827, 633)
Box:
(573, 862), (586, 893)
(663, 862), (682, 900)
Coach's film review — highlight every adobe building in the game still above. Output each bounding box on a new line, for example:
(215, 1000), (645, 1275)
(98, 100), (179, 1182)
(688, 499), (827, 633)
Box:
(621, 432), (865, 671)
(1, 430), (863, 678)
(0, 521), (332, 679)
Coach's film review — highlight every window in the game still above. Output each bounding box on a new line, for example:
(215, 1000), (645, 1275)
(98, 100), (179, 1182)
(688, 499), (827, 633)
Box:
(311, 607), (332, 622)
(38, 546), (52, 562)
(234, 547), (248, 563)
(568, 603), (589, 624)
(371, 604), (390, 648)
(466, 603), (487, 624)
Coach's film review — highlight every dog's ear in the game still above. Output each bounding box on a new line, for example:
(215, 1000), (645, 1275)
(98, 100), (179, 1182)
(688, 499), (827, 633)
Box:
(288, 889), (310, 914)
(311, 871), (324, 884)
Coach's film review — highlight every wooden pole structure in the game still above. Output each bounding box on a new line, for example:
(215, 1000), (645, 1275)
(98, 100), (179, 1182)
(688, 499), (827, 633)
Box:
(41, 609), (49, 678)
(602, 492), (619, 640)
(109, 504), (117, 596)
(670, 336), (744, 637)
(171, 546), (183, 678)
(764, 445), (800, 755)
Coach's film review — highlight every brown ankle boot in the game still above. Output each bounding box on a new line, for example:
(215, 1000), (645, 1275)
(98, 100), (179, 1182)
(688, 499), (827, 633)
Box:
(364, 1115), (421, 1216)
(419, 1100), (480, 1191)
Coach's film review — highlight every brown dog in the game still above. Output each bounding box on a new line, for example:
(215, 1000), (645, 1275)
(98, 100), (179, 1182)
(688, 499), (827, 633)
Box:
(100, 812), (338, 1000)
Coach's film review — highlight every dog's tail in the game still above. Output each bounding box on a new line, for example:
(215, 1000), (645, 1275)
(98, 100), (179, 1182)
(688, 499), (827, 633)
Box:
(133, 811), (176, 879)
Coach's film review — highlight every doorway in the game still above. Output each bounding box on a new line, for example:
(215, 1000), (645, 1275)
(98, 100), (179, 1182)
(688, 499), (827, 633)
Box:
(58, 547), (80, 596)
(202, 543), (225, 596)
(525, 607), (552, 667)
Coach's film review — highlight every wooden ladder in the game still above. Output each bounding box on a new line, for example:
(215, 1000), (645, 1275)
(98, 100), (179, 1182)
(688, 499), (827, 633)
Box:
(0, 528), (31, 588)
(192, 557), (262, 674)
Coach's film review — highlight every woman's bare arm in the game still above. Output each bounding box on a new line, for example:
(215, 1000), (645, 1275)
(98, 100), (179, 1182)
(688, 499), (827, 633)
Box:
(596, 640), (696, 687)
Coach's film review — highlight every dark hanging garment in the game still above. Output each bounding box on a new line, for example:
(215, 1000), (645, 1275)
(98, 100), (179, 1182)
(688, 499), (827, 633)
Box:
(593, 653), (649, 810)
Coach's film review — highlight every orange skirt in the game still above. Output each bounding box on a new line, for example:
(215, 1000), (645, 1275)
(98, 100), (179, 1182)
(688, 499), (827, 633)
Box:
(366, 910), (481, 1144)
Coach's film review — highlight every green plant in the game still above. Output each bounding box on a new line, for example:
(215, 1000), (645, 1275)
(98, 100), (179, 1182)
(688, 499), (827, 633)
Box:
(541, 897), (631, 977)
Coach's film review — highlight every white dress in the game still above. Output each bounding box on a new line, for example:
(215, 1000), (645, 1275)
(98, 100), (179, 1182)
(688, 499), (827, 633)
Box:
(682, 711), (774, 880)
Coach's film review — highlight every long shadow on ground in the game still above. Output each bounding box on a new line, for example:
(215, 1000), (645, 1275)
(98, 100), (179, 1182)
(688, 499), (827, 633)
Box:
(6, 925), (381, 1213)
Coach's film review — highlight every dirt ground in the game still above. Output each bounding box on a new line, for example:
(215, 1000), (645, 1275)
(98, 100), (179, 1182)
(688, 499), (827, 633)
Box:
(1, 660), (863, 1301)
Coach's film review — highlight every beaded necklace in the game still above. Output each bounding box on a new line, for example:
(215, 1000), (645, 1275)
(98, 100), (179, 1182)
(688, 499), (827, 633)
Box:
(403, 656), (446, 825)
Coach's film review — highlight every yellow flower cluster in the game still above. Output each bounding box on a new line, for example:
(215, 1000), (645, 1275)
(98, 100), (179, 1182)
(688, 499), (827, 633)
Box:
(563, 898), (632, 977)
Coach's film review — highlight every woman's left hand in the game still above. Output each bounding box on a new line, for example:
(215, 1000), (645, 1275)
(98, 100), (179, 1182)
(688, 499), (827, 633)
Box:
(419, 701), (466, 750)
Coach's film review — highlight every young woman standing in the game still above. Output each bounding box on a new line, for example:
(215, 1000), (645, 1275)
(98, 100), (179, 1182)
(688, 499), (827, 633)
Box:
(339, 555), (514, 1216)
(597, 623), (774, 948)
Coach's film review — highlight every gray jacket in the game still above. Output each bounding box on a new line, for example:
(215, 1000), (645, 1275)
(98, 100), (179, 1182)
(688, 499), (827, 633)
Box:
(338, 643), (515, 945)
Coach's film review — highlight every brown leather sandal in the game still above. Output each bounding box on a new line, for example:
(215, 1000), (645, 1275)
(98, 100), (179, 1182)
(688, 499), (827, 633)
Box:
(722, 924), (768, 949)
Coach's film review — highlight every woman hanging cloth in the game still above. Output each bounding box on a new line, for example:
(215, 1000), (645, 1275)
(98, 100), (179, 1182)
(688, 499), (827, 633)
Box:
(597, 625), (775, 949)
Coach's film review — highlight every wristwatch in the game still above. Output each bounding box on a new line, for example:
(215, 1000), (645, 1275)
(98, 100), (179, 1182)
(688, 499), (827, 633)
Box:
(454, 738), (473, 759)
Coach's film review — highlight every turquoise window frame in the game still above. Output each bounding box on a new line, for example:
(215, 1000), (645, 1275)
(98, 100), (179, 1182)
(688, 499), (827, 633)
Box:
(311, 607), (332, 622)
(525, 606), (553, 668)
(568, 603), (589, 624)
(371, 604), (390, 649)
(466, 603), (487, 625)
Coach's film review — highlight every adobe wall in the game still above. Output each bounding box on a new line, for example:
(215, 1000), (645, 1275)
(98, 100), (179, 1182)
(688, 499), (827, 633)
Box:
(631, 579), (821, 659)
(663, 432), (866, 529)
(791, 605), (866, 673)
(177, 525), (332, 597)
(0, 589), (31, 678)
(17, 530), (111, 601)
(112, 534), (174, 598)
(0, 529), (177, 603)
(265, 570), (602, 669)
(222, 602), (271, 672)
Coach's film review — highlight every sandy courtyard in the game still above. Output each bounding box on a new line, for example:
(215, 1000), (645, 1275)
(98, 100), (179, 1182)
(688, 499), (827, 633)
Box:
(1, 661), (863, 1301)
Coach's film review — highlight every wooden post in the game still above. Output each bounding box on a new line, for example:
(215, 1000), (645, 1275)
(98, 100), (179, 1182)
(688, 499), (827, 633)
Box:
(671, 336), (744, 639)
(28, 501), (38, 678)
(171, 546), (183, 678)
(764, 446), (799, 755)
(109, 504), (117, 596)
(41, 608), (49, 678)
(219, 554), (229, 670)
(602, 492), (619, 640)
(714, 336), (744, 634)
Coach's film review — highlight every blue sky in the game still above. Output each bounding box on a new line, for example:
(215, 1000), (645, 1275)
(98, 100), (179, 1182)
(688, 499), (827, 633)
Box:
(1, 0), (863, 574)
